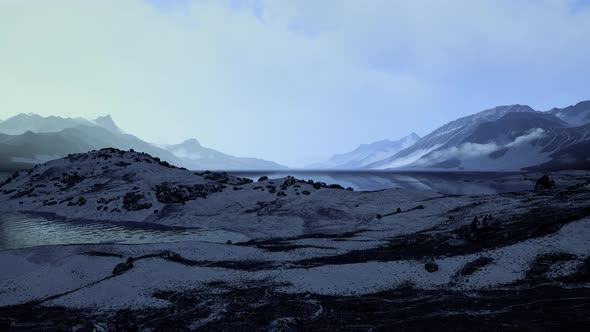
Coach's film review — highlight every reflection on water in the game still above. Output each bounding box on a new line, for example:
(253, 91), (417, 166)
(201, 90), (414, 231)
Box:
(232, 170), (535, 194)
(0, 172), (12, 182)
(0, 211), (249, 251)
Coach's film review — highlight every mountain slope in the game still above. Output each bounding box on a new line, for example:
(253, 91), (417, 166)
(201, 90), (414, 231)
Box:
(547, 100), (590, 127)
(366, 105), (540, 169)
(309, 133), (420, 169)
(408, 113), (590, 171)
(0, 114), (93, 135)
(0, 126), (183, 171)
(163, 139), (287, 170)
(0, 113), (286, 171)
(93, 114), (123, 134)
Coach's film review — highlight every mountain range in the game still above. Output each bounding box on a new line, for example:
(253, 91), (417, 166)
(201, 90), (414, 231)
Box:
(308, 133), (420, 169)
(0, 114), (286, 171)
(365, 101), (590, 171)
(1, 100), (589, 172)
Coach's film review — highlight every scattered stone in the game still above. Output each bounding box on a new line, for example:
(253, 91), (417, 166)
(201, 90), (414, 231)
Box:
(302, 190), (310, 195)
(67, 197), (87, 207)
(258, 176), (269, 182)
(277, 191), (287, 197)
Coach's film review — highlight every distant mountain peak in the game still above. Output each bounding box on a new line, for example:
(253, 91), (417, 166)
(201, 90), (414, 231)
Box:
(94, 114), (121, 134)
(180, 138), (201, 147)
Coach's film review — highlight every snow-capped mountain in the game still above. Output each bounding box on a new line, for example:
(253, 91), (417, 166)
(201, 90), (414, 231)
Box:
(366, 105), (537, 169)
(0, 113), (286, 171)
(162, 139), (287, 170)
(547, 100), (590, 127)
(309, 133), (420, 169)
(367, 102), (590, 171)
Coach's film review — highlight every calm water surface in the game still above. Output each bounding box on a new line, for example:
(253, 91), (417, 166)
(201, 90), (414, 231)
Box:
(0, 170), (538, 250)
(0, 211), (249, 251)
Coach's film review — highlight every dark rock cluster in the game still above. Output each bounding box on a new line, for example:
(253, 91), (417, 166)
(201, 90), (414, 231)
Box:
(154, 183), (225, 204)
(122, 192), (152, 211)
(61, 172), (84, 188)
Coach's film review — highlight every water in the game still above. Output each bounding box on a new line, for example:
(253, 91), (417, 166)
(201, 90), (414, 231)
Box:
(0, 211), (249, 251)
(232, 170), (536, 195)
(0, 171), (11, 182)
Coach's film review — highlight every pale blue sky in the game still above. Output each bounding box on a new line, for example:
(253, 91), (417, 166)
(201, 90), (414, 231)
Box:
(1, 0), (589, 166)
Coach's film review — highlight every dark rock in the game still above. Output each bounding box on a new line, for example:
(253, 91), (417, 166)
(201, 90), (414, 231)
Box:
(155, 183), (213, 203)
(302, 190), (311, 195)
(535, 174), (555, 191)
(281, 176), (296, 189)
(376, 214), (382, 219)
(161, 251), (183, 262)
(328, 184), (344, 190)
(10, 187), (35, 199)
(424, 259), (439, 273)
(61, 172), (84, 187)
(458, 257), (494, 276)
(277, 191), (287, 197)
(396, 207), (402, 213)
(346, 187), (354, 191)
(226, 240), (233, 245)
(313, 182), (323, 190)
(112, 260), (134, 275)
(115, 161), (131, 167)
(67, 197), (87, 206)
(258, 176), (269, 182)
(122, 192), (152, 211)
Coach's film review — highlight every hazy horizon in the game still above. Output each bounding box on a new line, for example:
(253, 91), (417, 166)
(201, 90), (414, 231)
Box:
(2, 0), (590, 167)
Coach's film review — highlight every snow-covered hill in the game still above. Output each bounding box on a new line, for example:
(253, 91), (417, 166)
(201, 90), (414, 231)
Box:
(0, 149), (349, 233)
(309, 133), (420, 169)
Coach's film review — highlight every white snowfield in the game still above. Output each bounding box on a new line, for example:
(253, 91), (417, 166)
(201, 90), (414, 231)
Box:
(0, 149), (589, 313)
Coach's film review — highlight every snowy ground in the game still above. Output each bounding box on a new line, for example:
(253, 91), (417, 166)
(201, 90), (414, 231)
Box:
(1, 149), (589, 330)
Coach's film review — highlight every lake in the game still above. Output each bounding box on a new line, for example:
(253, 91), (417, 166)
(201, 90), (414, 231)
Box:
(0, 211), (249, 251)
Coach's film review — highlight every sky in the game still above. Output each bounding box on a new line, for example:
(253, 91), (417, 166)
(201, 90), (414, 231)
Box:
(1, 0), (589, 167)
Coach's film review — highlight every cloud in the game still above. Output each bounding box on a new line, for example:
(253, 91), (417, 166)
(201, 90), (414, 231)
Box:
(0, 1), (588, 166)
(415, 128), (547, 166)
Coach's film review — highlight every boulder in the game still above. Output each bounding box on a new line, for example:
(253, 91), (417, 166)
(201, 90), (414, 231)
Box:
(424, 259), (439, 273)
(535, 174), (555, 191)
